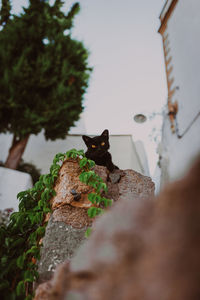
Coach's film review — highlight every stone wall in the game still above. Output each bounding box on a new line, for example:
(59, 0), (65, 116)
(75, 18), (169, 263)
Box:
(36, 159), (154, 286)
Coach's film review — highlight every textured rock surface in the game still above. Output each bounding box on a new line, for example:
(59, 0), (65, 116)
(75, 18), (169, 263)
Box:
(52, 205), (92, 228)
(51, 159), (94, 209)
(36, 159), (154, 292)
(117, 169), (154, 201)
(37, 215), (89, 284)
(35, 158), (200, 300)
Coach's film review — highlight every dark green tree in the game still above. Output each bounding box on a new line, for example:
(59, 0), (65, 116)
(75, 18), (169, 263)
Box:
(0, 0), (11, 24)
(0, 0), (91, 169)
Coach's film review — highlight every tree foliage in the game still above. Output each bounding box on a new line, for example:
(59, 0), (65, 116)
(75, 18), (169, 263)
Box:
(0, 0), (91, 140)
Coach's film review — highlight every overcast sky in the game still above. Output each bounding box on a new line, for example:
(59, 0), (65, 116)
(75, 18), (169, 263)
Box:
(11, 0), (167, 174)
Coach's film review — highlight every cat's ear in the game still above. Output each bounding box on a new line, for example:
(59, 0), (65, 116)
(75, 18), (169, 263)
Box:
(82, 135), (91, 145)
(101, 129), (109, 139)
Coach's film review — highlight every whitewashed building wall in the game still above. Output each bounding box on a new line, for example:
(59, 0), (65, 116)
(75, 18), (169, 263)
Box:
(158, 0), (200, 187)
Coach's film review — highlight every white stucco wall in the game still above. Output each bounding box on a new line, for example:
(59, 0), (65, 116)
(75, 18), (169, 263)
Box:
(160, 0), (200, 186)
(0, 167), (33, 211)
(134, 140), (150, 176)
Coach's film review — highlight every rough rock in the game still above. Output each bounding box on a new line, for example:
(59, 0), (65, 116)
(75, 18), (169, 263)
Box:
(36, 159), (154, 290)
(35, 158), (200, 300)
(118, 169), (154, 200)
(109, 171), (121, 184)
(52, 205), (92, 228)
(37, 215), (89, 284)
(93, 165), (109, 183)
(51, 159), (94, 209)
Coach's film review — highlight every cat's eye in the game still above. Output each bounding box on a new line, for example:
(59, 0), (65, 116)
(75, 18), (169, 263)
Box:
(91, 145), (96, 148)
(101, 142), (105, 146)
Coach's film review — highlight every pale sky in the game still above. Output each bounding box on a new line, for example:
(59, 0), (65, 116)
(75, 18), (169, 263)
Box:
(11, 0), (167, 175)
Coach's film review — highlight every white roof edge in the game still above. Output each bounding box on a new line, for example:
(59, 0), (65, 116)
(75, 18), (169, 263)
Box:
(66, 133), (134, 137)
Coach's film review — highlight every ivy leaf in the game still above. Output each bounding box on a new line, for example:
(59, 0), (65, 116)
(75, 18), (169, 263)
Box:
(0, 279), (9, 291)
(66, 149), (78, 158)
(16, 281), (25, 296)
(96, 208), (104, 216)
(1, 256), (8, 265)
(9, 237), (25, 249)
(34, 181), (44, 191)
(85, 227), (92, 238)
(79, 171), (88, 183)
(95, 195), (102, 204)
(38, 200), (42, 209)
(16, 254), (26, 269)
(101, 182), (108, 193)
(79, 157), (88, 168)
(43, 206), (51, 213)
(26, 246), (38, 256)
(42, 175), (52, 186)
(17, 191), (27, 200)
(53, 152), (65, 164)
(25, 295), (33, 300)
(51, 189), (56, 197)
(24, 270), (34, 282)
(9, 212), (19, 223)
(36, 226), (45, 237)
(33, 212), (44, 224)
(87, 207), (98, 218)
(102, 197), (112, 207)
(41, 188), (50, 201)
(28, 232), (37, 244)
(5, 237), (13, 248)
(87, 193), (96, 203)
(87, 159), (95, 168)
(77, 149), (85, 157)
(96, 182), (108, 193)
(51, 166), (60, 177)
(54, 153), (65, 163)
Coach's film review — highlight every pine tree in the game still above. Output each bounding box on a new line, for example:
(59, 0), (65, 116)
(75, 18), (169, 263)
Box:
(0, 0), (91, 169)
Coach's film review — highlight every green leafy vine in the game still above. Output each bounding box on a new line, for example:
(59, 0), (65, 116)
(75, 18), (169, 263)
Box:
(0, 149), (111, 299)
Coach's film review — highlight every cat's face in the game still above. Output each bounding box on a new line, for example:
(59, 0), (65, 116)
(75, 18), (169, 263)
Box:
(82, 129), (110, 156)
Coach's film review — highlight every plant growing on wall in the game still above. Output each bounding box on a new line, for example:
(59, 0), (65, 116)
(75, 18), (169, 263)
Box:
(0, 0), (91, 169)
(0, 149), (111, 299)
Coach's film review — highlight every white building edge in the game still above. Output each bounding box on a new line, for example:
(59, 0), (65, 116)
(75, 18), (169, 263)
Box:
(158, 0), (200, 189)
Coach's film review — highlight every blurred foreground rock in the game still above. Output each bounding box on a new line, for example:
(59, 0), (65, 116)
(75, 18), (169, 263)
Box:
(34, 157), (200, 300)
(37, 159), (154, 285)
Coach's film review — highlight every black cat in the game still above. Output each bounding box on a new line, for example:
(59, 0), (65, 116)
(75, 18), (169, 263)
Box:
(82, 129), (119, 172)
